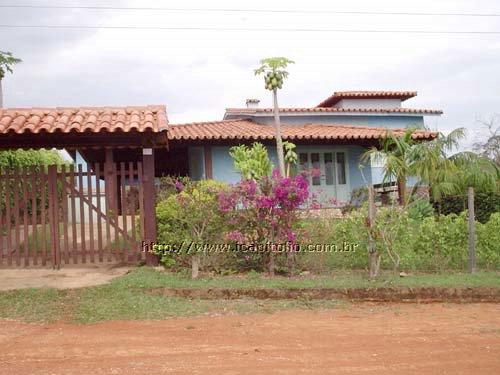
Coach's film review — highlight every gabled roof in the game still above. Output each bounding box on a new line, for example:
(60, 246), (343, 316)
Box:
(225, 107), (442, 115)
(316, 91), (418, 107)
(168, 119), (436, 141)
(0, 106), (168, 134)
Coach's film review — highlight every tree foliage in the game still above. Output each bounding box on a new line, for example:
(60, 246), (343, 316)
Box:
(254, 57), (294, 91)
(155, 179), (227, 278)
(229, 143), (272, 181)
(363, 127), (499, 203)
(473, 116), (500, 165)
(0, 149), (64, 170)
(0, 51), (22, 79)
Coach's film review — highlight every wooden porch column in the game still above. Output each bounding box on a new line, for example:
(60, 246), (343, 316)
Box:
(142, 148), (159, 266)
(204, 145), (213, 179)
(104, 148), (118, 215)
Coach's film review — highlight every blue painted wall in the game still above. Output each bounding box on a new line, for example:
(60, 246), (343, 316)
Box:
(211, 146), (241, 184)
(226, 114), (425, 129)
(192, 144), (372, 201)
(347, 146), (372, 190)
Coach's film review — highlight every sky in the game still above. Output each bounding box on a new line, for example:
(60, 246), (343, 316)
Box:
(1, 0), (499, 149)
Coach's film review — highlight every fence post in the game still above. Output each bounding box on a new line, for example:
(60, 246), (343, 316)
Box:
(47, 165), (60, 269)
(468, 187), (476, 273)
(367, 185), (378, 278)
(142, 148), (159, 266)
(104, 148), (118, 215)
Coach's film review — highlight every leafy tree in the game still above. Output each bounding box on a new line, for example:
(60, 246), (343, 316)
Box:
(0, 51), (22, 108)
(448, 152), (499, 193)
(362, 127), (498, 204)
(254, 57), (294, 177)
(155, 179), (227, 279)
(473, 116), (500, 165)
(410, 128), (466, 201)
(229, 142), (272, 181)
(0, 149), (64, 170)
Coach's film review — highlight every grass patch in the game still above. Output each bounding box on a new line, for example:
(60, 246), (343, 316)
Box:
(114, 267), (500, 289)
(0, 288), (70, 323)
(0, 267), (498, 324)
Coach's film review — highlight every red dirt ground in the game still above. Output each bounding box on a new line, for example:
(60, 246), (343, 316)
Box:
(0, 303), (498, 374)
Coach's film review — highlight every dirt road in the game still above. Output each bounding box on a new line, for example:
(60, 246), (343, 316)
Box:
(0, 303), (498, 374)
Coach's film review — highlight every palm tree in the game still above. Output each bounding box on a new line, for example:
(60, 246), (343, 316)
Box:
(448, 151), (500, 193)
(0, 51), (22, 108)
(363, 128), (418, 205)
(254, 57), (294, 177)
(410, 128), (466, 201)
(364, 127), (499, 205)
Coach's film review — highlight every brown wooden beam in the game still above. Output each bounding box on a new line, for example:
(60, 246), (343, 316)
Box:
(0, 131), (168, 150)
(104, 149), (118, 215)
(142, 148), (159, 266)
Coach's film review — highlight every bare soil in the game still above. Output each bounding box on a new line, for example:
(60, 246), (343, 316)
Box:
(0, 263), (131, 290)
(0, 303), (498, 374)
(151, 286), (500, 302)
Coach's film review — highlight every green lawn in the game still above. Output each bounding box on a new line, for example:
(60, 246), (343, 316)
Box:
(0, 267), (498, 324)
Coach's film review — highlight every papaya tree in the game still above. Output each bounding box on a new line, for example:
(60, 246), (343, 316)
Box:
(0, 51), (22, 108)
(254, 57), (294, 176)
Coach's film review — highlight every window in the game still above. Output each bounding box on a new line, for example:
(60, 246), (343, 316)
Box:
(311, 153), (321, 186)
(336, 152), (346, 185)
(299, 153), (309, 173)
(188, 147), (205, 181)
(324, 153), (334, 186)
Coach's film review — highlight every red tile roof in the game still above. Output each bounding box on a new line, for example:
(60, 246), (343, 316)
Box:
(0, 106), (168, 134)
(168, 119), (436, 141)
(316, 91), (418, 107)
(225, 107), (442, 115)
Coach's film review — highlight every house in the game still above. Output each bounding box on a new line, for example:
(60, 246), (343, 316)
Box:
(0, 90), (441, 208)
(0, 92), (440, 267)
(167, 90), (441, 204)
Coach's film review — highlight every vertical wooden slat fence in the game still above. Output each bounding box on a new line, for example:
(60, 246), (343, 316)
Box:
(95, 163), (103, 263)
(0, 162), (145, 268)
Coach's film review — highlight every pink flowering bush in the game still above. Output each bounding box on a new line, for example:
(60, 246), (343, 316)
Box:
(218, 170), (309, 273)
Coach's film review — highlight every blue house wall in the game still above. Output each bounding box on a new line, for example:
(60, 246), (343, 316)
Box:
(227, 114), (425, 129)
(190, 144), (372, 200)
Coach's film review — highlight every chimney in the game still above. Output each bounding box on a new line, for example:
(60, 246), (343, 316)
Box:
(246, 98), (260, 108)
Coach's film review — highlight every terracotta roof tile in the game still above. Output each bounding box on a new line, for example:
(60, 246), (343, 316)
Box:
(316, 90), (417, 107)
(0, 106), (168, 134)
(168, 119), (436, 141)
(225, 107), (442, 115)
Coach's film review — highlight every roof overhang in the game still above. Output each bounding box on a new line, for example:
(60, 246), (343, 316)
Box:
(316, 91), (418, 107)
(224, 107), (443, 120)
(0, 106), (169, 150)
(168, 119), (437, 144)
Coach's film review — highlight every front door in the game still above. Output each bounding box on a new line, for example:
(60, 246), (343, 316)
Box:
(298, 150), (349, 206)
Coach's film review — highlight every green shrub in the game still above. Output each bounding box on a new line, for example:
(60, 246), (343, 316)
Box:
(155, 179), (229, 273)
(297, 209), (500, 272)
(407, 198), (435, 220)
(433, 192), (500, 223)
(477, 212), (500, 269)
(412, 213), (469, 270)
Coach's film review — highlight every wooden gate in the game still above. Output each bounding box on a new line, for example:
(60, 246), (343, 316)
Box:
(0, 162), (146, 268)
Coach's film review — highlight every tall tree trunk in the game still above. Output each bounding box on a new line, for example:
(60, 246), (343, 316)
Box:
(0, 78), (3, 108)
(191, 255), (200, 279)
(397, 177), (406, 206)
(272, 89), (286, 177)
(369, 251), (381, 278)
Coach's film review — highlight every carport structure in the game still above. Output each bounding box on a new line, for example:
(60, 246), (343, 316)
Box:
(0, 105), (169, 267)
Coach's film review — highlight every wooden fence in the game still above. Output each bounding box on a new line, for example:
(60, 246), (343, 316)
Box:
(0, 162), (146, 268)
